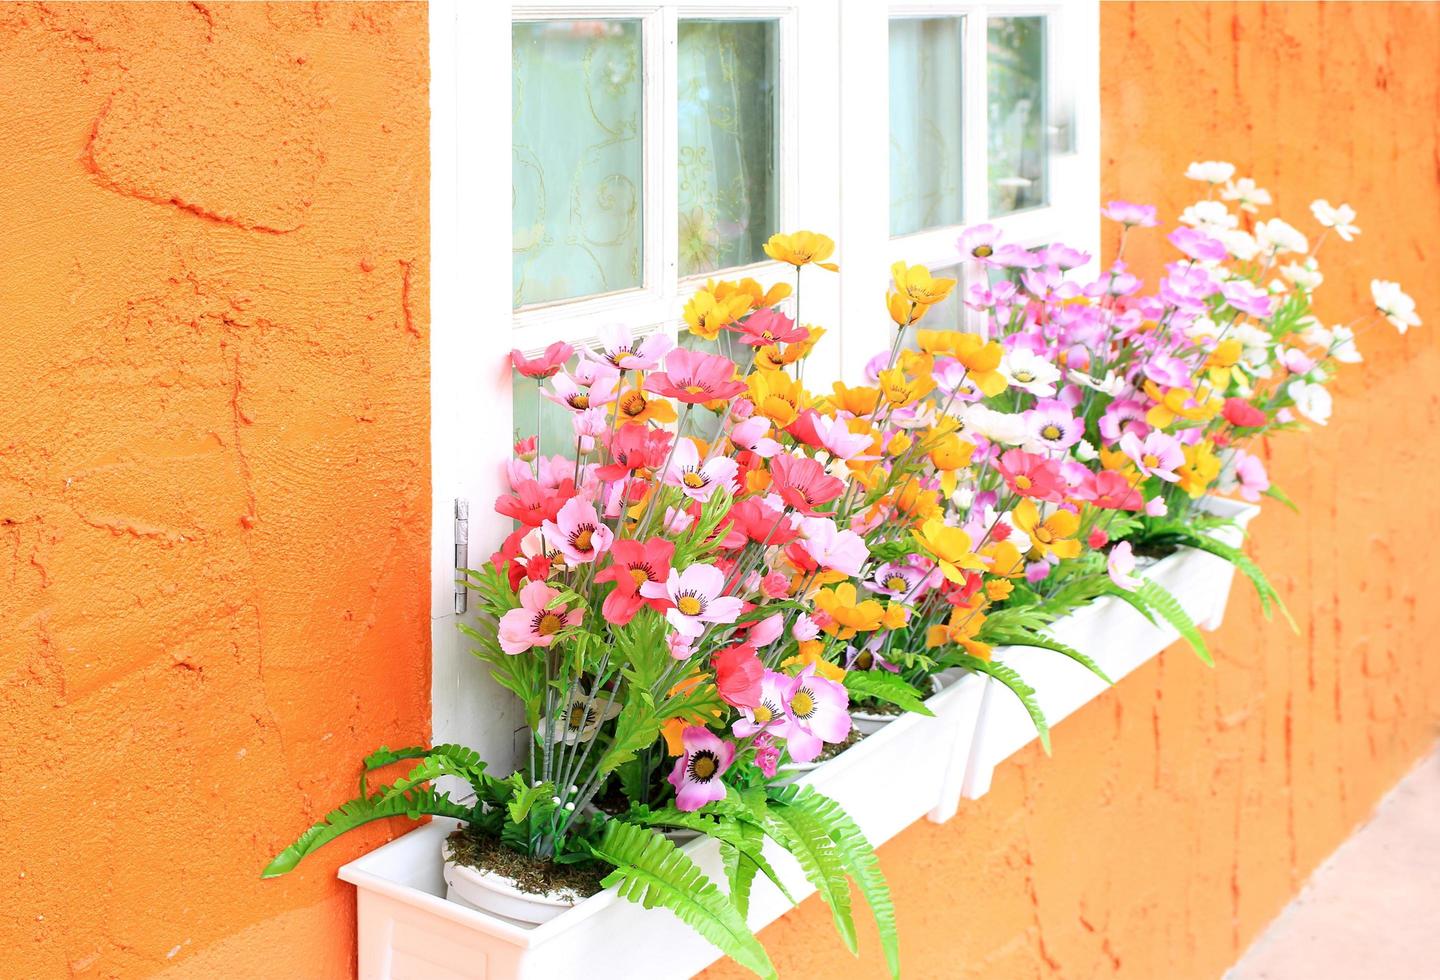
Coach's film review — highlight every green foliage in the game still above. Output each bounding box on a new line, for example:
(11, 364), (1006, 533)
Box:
(757, 789), (856, 955)
(590, 821), (777, 979)
(670, 487), (734, 567)
(1136, 578), (1212, 666)
(844, 671), (934, 716)
(1264, 484), (1298, 512)
(985, 630), (1113, 686)
(945, 650), (1050, 753)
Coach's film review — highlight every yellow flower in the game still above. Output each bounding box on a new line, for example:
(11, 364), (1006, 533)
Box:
(830, 381), (882, 417)
(1010, 500), (1082, 561)
(891, 261), (958, 306)
(912, 520), (988, 583)
(660, 673), (721, 755)
(764, 231), (838, 270)
(925, 607), (991, 659)
(915, 329), (963, 355)
(1143, 381), (1222, 429)
(984, 578), (1014, 602)
(1176, 440), (1221, 498)
(718, 277), (790, 310)
(891, 482), (941, 524)
(887, 290), (929, 328)
(1205, 338), (1245, 389)
(878, 367), (936, 407)
(788, 324), (826, 360)
(953, 334), (1009, 397)
(897, 348), (936, 379)
(782, 643), (847, 682)
(612, 384), (678, 426)
(683, 289), (751, 341)
(980, 539), (1026, 578)
(746, 370), (809, 427)
(887, 430), (913, 456)
(928, 431), (974, 497)
(813, 583), (888, 639)
(753, 345), (791, 372)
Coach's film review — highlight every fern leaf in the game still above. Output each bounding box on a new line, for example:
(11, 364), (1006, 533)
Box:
(591, 821), (776, 979)
(262, 787), (472, 878)
(374, 744), (493, 802)
(757, 791), (857, 955)
(1178, 532), (1297, 631)
(843, 671), (934, 716)
(985, 631), (1113, 685)
(1136, 579), (1213, 666)
(947, 652), (1050, 753)
(768, 785), (901, 979)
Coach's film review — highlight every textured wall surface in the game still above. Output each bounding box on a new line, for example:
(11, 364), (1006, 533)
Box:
(706, 2), (1440, 977)
(0, 3), (429, 977)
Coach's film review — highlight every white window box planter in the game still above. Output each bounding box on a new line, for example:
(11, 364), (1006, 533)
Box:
(339, 670), (986, 979)
(951, 496), (1261, 802)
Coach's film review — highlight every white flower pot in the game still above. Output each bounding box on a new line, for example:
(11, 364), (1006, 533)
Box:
(339, 670), (987, 979)
(850, 675), (944, 735)
(442, 849), (579, 925)
(953, 496), (1260, 801)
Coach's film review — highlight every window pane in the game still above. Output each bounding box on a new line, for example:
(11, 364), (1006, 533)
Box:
(512, 368), (580, 466)
(987, 16), (1047, 215)
(513, 20), (643, 309)
(889, 17), (964, 237)
(677, 20), (779, 278)
(921, 264), (966, 332)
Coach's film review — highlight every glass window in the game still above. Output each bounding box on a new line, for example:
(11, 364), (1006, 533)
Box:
(512, 367), (581, 466)
(677, 20), (780, 278)
(512, 20), (644, 308)
(921, 263), (965, 332)
(889, 17), (964, 237)
(987, 16), (1047, 216)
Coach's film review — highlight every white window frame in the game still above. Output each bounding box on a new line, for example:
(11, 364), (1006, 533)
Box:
(428, 0), (1095, 762)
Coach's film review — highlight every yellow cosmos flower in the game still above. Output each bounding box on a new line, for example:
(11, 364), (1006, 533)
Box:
(953, 334), (1009, 397)
(925, 607), (991, 659)
(878, 367), (936, 407)
(887, 290), (929, 328)
(915, 329), (963, 355)
(1098, 445), (1135, 476)
(830, 381), (882, 417)
(1205, 337), (1245, 389)
(613, 384), (678, 426)
(753, 344), (799, 372)
(782, 642), (847, 682)
(660, 673), (721, 755)
(746, 370), (809, 428)
(984, 578), (1014, 602)
(980, 539), (1027, 578)
(764, 231), (838, 270)
(1176, 440), (1221, 498)
(928, 431), (975, 497)
(893, 483), (942, 524)
(1010, 500), (1082, 561)
(891, 261), (958, 306)
(1143, 381), (1222, 429)
(716, 276), (790, 310)
(788, 324), (826, 360)
(683, 289), (752, 341)
(912, 520), (988, 583)
(813, 583), (890, 639)
(887, 430), (913, 456)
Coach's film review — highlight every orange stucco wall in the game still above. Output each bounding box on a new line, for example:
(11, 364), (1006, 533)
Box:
(708, 3), (1440, 976)
(1, 3), (430, 977)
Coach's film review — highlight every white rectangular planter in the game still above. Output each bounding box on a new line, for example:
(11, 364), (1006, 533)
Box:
(339, 671), (986, 979)
(953, 497), (1260, 802)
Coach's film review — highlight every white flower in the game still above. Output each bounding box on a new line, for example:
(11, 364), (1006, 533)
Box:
(1220, 177), (1272, 214)
(1231, 322), (1273, 367)
(1068, 367), (1125, 396)
(960, 403), (1027, 446)
(1371, 279), (1422, 334)
(1280, 258), (1324, 292)
(1310, 199), (1360, 242)
(1218, 229), (1261, 262)
(1288, 380), (1332, 425)
(1186, 315), (1221, 341)
(1185, 160), (1236, 184)
(1179, 199), (1239, 232)
(998, 348), (1061, 396)
(1255, 218), (1309, 256)
(1325, 324), (1363, 364)
(1075, 439), (1098, 462)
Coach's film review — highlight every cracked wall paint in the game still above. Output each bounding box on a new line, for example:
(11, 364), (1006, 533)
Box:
(701, 3), (1440, 978)
(1, 3), (428, 977)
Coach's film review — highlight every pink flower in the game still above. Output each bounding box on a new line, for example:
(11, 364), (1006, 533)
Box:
(761, 571), (790, 599)
(1088, 470), (1143, 511)
(957, 223), (1004, 264)
(1119, 431), (1184, 483)
(788, 410), (873, 460)
(498, 581), (584, 655)
(1220, 279), (1275, 319)
(1145, 495), (1168, 517)
(797, 516), (869, 577)
(663, 438), (738, 502)
(543, 370), (619, 413)
(1102, 200), (1159, 227)
(495, 479), (575, 527)
(645, 348), (747, 404)
(1233, 450), (1270, 502)
(997, 449), (1066, 502)
(1168, 227), (1228, 263)
(594, 537), (674, 625)
(1100, 399), (1148, 443)
(1107, 541), (1143, 591)
(733, 670), (795, 739)
(769, 453), (845, 515)
(730, 416), (782, 457)
(668, 726), (735, 811)
(596, 423), (671, 482)
(713, 643), (764, 709)
(596, 323), (675, 371)
(1024, 400), (1084, 452)
(743, 612), (785, 648)
(733, 308), (808, 347)
(752, 733), (780, 778)
(779, 666), (851, 764)
(641, 563), (744, 638)
(511, 341), (575, 379)
(542, 496), (615, 564)
(1143, 353), (1192, 389)
(514, 435), (538, 462)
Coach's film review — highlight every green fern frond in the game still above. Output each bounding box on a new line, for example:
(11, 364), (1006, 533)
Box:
(1174, 531), (1296, 631)
(947, 651), (1050, 753)
(1136, 579), (1213, 665)
(591, 821), (776, 979)
(843, 671), (934, 716)
(986, 630), (1113, 685)
(758, 790), (856, 956)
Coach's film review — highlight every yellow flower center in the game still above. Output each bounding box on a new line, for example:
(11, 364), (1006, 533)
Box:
(571, 394), (590, 410)
(621, 392), (646, 416)
(629, 567), (650, 587)
(1013, 370), (1035, 383)
(1041, 424), (1063, 440)
(973, 244), (994, 258)
(689, 751), (719, 781)
(1015, 474), (1033, 490)
(684, 383), (708, 395)
(1033, 526), (1054, 544)
(753, 704), (774, 724)
(790, 688), (815, 718)
(676, 594), (704, 616)
(885, 575), (908, 591)
(572, 527), (594, 552)
(536, 612), (564, 636)
(567, 704), (593, 729)
(682, 471), (707, 489)
(1142, 453), (1160, 469)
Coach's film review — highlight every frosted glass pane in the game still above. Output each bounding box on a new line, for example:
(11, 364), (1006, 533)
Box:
(513, 20), (643, 308)
(512, 369), (581, 465)
(677, 20), (779, 277)
(922, 264), (966, 332)
(890, 18), (964, 237)
(987, 17), (1047, 215)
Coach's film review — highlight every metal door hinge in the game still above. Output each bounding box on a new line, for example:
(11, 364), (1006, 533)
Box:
(453, 498), (469, 615)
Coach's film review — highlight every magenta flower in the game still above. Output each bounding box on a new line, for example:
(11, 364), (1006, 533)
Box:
(1119, 430), (1184, 483)
(1107, 541), (1143, 591)
(644, 348), (747, 404)
(869, 560), (929, 599)
(641, 563), (744, 638)
(1102, 200), (1159, 228)
(597, 323), (674, 372)
(1232, 450), (1270, 502)
(542, 496), (615, 565)
(778, 665), (851, 764)
(1168, 227), (1228, 263)
(1024, 399), (1084, 452)
(1219, 279), (1275, 319)
(511, 340), (575, 379)
(498, 581), (584, 655)
(1142, 353), (1193, 389)
(752, 733), (780, 778)
(543, 369), (619, 413)
(769, 452), (845, 514)
(730, 416), (782, 457)
(662, 438), (738, 503)
(733, 670), (795, 739)
(1099, 399), (1148, 443)
(733, 308), (808, 347)
(668, 726), (735, 811)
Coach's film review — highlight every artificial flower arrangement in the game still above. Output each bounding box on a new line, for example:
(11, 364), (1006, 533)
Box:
(261, 164), (1419, 979)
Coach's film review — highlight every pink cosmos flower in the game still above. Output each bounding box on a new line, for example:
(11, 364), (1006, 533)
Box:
(752, 733), (780, 778)
(730, 416), (782, 457)
(869, 560), (929, 599)
(645, 348), (747, 404)
(1024, 400), (1084, 452)
(993, 243), (1044, 269)
(498, 581), (584, 655)
(641, 563), (744, 638)
(745, 612), (785, 648)
(797, 516), (869, 577)
(957, 223), (1004, 265)
(1107, 541), (1143, 591)
(514, 435), (538, 462)
(778, 665), (851, 764)
(769, 453), (845, 515)
(663, 438), (739, 502)
(733, 670), (795, 739)
(596, 323), (675, 371)
(1143, 353), (1192, 389)
(596, 423), (671, 482)
(1102, 200), (1159, 227)
(1087, 470), (1143, 511)
(789, 410), (874, 461)
(1168, 227), (1228, 263)
(1232, 450), (1270, 502)
(1120, 430), (1184, 483)
(713, 643), (764, 709)
(845, 638), (898, 673)
(511, 340), (575, 379)
(668, 726), (735, 811)
(733, 308), (808, 347)
(1220, 279), (1275, 319)
(594, 537), (675, 625)
(543, 370), (619, 413)
(1099, 399), (1148, 443)
(542, 496), (614, 565)
(1039, 243), (1091, 270)
(495, 478), (576, 527)
(997, 448), (1066, 502)
(1145, 495), (1168, 517)
(792, 614), (820, 642)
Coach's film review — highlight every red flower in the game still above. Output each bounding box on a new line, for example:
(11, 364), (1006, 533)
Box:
(996, 449), (1065, 502)
(511, 341), (575, 379)
(769, 453), (844, 515)
(1222, 397), (1267, 429)
(784, 409), (828, 451)
(596, 424), (671, 482)
(726, 496), (799, 546)
(1088, 470), (1142, 511)
(712, 643), (764, 708)
(495, 479), (575, 527)
(732, 308), (808, 347)
(595, 538), (675, 625)
(490, 528), (551, 590)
